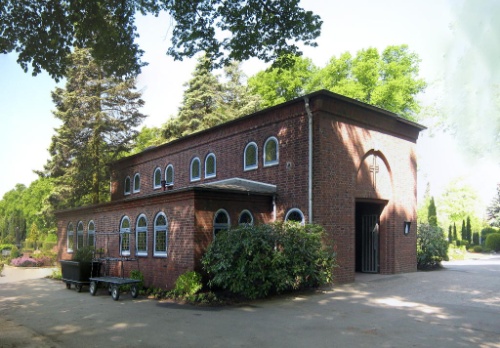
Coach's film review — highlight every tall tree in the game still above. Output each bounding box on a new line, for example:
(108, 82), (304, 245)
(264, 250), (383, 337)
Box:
(461, 220), (466, 242)
(428, 197), (438, 227)
(466, 216), (472, 244)
(0, 1), (322, 80)
(163, 55), (224, 141)
(487, 184), (500, 227)
(448, 225), (452, 243)
(453, 222), (457, 242)
(248, 45), (426, 120)
(42, 48), (145, 208)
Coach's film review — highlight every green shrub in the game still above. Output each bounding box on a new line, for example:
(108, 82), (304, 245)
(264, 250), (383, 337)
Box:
(0, 244), (15, 251)
(72, 246), (94, 262)
(173, 271), (203, 297)
(417, 223), (449, 269)
(10, 246), (20, 258)
(472, 245), (483, 253)
(202, 222), (336, 300)
(472, 232), (479, 245)
(485, 233), (500, 252)
(481, 227), (499, 244)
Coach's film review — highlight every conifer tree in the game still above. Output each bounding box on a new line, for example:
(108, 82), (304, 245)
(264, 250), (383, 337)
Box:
(448, 225), (452, 243)
(42, 48), (145, 208)
(453, 222), (457, 242)
(487, 184), (500, 227)
(461, 220), (466, 242)
(466, 216), (472, 244)
(428, 197), (438, 227)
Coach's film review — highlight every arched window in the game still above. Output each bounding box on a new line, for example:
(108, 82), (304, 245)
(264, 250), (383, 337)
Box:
(153, 167), (162, 189)
(190, 157), (201, 182)
(154, 212), (168, 257)
(244, 142), (258, 171)
(165, 164), (174, 186)
(87, 221), (95, 247)
(136, 214), (148, 256)
(120, 216), (131, 256)
(205, 153), (216, 178)
(238, 210), (254, 226)
(213, 209), (230, 236)
(76, 221), (84, 250)
(264, 136), (279, 167)
(67, 222), (74, 253)
(285, 208), (305, 225)
(133, 173), (141, 193)
(124, 176), (131, 195)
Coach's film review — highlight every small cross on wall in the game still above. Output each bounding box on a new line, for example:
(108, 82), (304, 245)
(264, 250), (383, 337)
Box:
(369, 154), (379, 189)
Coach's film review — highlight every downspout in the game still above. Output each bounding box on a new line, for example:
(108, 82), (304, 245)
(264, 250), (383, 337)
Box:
(304, 97), (313, 224)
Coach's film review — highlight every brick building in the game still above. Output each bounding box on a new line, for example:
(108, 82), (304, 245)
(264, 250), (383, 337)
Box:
(56, 89), (425, 288)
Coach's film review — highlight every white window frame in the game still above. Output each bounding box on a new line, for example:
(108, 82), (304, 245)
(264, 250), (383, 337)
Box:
(165, 164), (174, 186)
(213, 209), (230, 237)
(190, 157), (201, 182)
(67, 222), (74, 253)
(87, 220), (96, 248)
(76, 221), (84, 250)
(133, 173), (141, 193)
(263, 136), (279, 167)
(120, 216), (131, 256)
(205, 153), (216, 179)
(244, 142), (258, 171)
(285, 208), (305, 225)
(154, 212), (168, 257)
(238, 210), (254, 226)
(153, 167), (162, 189)
(124, 176), (131, 195)
(136, 214), (148, 256)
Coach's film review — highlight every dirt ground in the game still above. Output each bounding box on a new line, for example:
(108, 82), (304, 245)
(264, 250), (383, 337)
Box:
(0, 256), (499, 348)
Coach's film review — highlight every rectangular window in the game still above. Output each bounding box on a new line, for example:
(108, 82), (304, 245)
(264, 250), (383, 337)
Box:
(137, 231), (147, 255)
(121, 233), (130, 256)
(155, 230), (167, 256)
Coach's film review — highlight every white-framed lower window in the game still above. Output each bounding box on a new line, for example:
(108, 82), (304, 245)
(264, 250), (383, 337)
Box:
(285, 208), (305, 225)
(136, 214), (148, 256)
(190, 157), (201, 182)
(154, 212), (168, 257)
(244, 142), (258, 171)
(67, 222), (74, 253)
(264, 136), (279, 167)
(76, 221), (84, 250)
(213, 209), (230, 236)
(153, 167), (162, 189)
(87, 220), (96, 247)
(120, 216), (131, 256)
(205, 153), (216, 178)
(238, 210), (254, 226)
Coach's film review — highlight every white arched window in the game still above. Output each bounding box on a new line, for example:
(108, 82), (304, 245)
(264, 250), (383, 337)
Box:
(136, 214), (148, 256)
(76, 221), (84, 250)
(238, 210), (254, 226)
(205, 153), (216, 178)
(153, 167), (162, 189)
(213, 209), (230, 236)
(133, 173), (141, 193)
(190, 157), (201, 182)
(285, 208), (305, 225)
(244, 142), (258, 171)
(165, 164), (174, 186)
(264, 136), (279, 167)
(67, 222), (74, 253)
(120, 216), (131, 256)
(124, 176), (131, 195)
(154, 212), (168, 257)
(87, 221), (96, 247)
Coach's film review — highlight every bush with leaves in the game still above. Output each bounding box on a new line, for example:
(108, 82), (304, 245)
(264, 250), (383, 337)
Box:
(417, 223), (449, 269)
(202, 222), (336, 300)
(485, 233), (500, 252)
(173, 271), (203, 298)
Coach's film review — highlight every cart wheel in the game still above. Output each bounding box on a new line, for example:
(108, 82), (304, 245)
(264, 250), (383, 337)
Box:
(130, 285), (138, 298)
(108, 284), (113, 295)
(75, 284), (83, 293)
(65, 282), (71, 289)
(89, 281), (98, 296)
(111, 286), (120, 301)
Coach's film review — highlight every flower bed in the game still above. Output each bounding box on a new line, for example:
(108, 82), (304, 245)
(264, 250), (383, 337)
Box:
(10, 256), (53, 267)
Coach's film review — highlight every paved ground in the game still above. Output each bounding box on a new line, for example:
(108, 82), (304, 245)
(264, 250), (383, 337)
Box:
(0, 256), (499, 348)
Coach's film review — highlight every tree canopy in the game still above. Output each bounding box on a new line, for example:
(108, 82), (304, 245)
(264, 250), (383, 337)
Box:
(0, 0), (322, 80)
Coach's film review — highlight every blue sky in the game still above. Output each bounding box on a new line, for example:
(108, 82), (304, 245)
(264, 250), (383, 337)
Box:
(0, 0), (498, 212)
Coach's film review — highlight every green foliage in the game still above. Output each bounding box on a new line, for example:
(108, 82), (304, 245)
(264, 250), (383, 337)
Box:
(417, 223), (449, 269)
(481, 226), (499, 243)
(173, 271), (203, 297)
(41, 48), (145, 208)
(71, 246), (94, 262)
(471, 245), (483, 253)
(10, 246), (20, 258)
(472, 232), (479, 245)
(202, 222), (336, 299)
(0, 244), (15, 251)
(487, 184), (500, 227)
(1, 1), (321, 80)
(485, 233), (500, 252)
(427, 197), (438, 226)
(448, 244), (466, 261)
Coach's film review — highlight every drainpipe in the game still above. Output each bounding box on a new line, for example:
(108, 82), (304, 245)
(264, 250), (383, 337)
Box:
(304, 97), (313, 224)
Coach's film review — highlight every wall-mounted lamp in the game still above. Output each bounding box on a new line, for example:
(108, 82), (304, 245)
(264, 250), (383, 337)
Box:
(404, 221), (411, 235)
